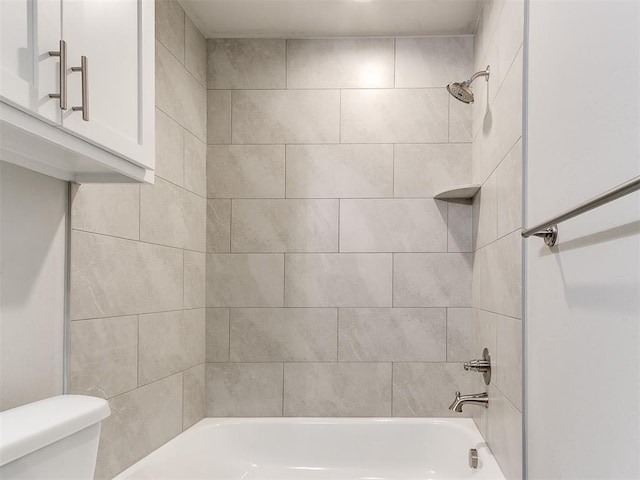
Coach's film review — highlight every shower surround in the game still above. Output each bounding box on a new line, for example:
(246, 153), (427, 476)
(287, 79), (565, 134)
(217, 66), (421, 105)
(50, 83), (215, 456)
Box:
(69, 1), (207, 478)
(205, 35), (476, 418)
(470, 1), (524, 479)
(66, 1), (524, 478)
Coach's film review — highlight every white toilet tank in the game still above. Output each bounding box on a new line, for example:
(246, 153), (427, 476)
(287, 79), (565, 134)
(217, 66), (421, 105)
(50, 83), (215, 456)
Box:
(0, 395), (110, 479)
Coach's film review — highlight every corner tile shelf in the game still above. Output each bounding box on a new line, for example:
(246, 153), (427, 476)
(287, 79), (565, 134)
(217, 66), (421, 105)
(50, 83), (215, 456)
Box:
(433, 184), (481, 200)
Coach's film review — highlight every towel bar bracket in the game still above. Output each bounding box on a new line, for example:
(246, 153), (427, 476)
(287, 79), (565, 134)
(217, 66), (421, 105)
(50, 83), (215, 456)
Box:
(531, 225), (558, 247)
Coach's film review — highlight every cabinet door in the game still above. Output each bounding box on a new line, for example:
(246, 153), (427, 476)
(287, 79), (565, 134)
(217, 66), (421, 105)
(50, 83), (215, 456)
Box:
(0, 0), (62, 123)
(62, 0), (154, 170)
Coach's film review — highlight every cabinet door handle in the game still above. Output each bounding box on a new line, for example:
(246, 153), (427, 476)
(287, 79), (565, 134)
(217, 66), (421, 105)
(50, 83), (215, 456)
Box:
(71, 56), (89, 121)
(48, 40), (67, 110)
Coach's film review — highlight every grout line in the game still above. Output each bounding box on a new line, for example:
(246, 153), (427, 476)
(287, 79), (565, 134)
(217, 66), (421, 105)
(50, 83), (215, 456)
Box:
(71, 307), (207, 323)
(281, 362), (285, 416)
(155, 103), (205, 145)
(71, 228), (206, 254)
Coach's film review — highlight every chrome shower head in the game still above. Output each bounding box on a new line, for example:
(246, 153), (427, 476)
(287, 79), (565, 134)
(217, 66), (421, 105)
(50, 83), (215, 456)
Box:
(446, 66), (490, 105)
(447, 81), (474, 104)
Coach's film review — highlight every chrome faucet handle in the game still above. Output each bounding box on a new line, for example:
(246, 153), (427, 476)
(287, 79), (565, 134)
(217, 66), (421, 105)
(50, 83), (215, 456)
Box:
(463, 348), (491, 385)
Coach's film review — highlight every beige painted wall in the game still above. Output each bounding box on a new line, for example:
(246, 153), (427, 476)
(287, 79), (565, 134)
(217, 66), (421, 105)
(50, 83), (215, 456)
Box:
(470, 1), (524, 479)
(68, 1), (207, 478)
(204, 36), (479, 417)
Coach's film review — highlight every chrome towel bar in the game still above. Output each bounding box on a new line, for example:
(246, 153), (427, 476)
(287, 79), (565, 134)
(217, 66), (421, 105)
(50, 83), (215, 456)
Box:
(522, 175), (640, 246)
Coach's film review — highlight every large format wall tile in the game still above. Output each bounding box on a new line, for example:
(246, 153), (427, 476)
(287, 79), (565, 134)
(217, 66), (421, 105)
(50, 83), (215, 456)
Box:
(287, 38), (394, 88)
(449, 97), (473, 143)
(446, 308), (474, 362)
(156, 41), (206, 141)
(206, 308), (230, 362)
(140, 178), (206, 252)
(394, 144), (472, 198)
(486, 385), (523, 480)
(207, 39), (286, 89)
(184, 250), (205, 309)
(395, 36), (473, 88)
(392, 363), (475, 417)
(286, 144), (393, 198)
(69, 316), (138, 399)
(185, 15), (206, 86)
(207, 90), (231, 144)
(496, 314), (522, 410)
(72, 4), (209, 478)
(95, 374), (182, 479)
(338, 308), (446, 362)
(473, 171), (498, 249)
(285, 254), (392, 307)
(206, 254), (284, 307)
(339, 199), (447, 252)
(207, 145), (285, 198)
(70, 231), (183, 320)
(71, 184), (140, 241)
(155, 0), (184, 63)
(182, 363), (205, 430)
(232, 199), (339, 253)
(448, 203), (473, 253)
(138, 309), (205, 385)
(478, 49), (523, 178)
(230, 308), (337, 362)
(283, 363), (392, 416)
(341, 89), (448, 143)
(473, 232), (521, 318)
(394, 253), (472, 307)
(155, 108), (184, 186)
(497, 140), (523, 237)
(206, 363), (283, 416)
(232, 90), (340, 144)
(184, 131), (207, 197)
(206, 199), (231, 252)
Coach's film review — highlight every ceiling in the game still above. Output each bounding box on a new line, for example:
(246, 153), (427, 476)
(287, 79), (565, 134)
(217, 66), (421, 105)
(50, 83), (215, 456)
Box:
(178, 0), (483, 38)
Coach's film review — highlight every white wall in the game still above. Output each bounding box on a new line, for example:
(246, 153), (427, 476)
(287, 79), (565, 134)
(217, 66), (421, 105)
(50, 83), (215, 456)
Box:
(525, 0), (640, 478)
(0, 161), (67, 410)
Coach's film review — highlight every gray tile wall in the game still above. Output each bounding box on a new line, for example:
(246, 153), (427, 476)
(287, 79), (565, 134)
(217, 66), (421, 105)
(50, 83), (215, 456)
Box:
(205, 35), (476, 418)
(471, 0), (524, 479)
(69, 2), (207, 478)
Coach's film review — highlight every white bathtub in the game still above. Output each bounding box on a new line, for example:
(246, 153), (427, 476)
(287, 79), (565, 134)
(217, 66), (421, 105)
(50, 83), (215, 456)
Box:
(114, 418), (505, 480)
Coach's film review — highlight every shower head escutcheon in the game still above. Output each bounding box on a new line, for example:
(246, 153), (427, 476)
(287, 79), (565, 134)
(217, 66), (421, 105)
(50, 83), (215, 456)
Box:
(446, 65), (490, 104)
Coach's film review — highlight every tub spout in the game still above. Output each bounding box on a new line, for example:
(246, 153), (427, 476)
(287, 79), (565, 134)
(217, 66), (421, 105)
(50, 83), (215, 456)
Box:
(448, 391), (488, 413)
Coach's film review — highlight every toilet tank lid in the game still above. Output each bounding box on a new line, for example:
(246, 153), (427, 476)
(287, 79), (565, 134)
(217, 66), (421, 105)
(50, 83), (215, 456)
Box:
(0, 395), (110, 466)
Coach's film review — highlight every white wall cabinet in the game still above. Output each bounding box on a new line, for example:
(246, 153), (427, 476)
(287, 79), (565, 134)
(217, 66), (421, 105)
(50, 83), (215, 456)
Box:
(0, 0), (155, 183)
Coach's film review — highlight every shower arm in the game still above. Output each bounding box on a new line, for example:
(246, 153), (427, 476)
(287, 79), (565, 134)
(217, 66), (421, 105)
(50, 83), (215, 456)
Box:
(467, 66), (490, 85)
